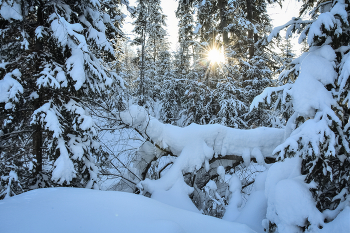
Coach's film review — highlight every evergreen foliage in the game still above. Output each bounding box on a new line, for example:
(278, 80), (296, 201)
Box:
(253, 0), (350, 231)
(0, 0), (125, 198)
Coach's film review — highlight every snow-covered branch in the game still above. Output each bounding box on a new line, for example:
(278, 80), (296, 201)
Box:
(119, 105), (285, 194)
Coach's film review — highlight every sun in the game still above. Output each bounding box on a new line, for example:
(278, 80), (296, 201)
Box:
(207, 48), (225, 64)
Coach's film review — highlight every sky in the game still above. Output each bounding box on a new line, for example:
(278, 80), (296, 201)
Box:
(122, 0), (302, 52)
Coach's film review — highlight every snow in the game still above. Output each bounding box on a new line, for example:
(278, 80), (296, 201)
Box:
(65, 100), (95, 131)
(217, 165), (225, 181)
(0, 171), (19, 199)
(151, 177), (200, 213)
(223, 188), (242, 221)
(52, 139), (76, 184)
(228, 173), (242, 193)
(307, 12), (336, 45)
(66, 48), (86, 90)
(194, 23), (202, 34)
(0, 187), (256, 233)
(0, 69), (23, 104)
(274, 179), (323, 229)
(206, 180), (218, 191)
(287, 45), (337, 117)
(253, 45), (337, 119)
(223, 173), (242, 221)
(0, 1), (22, 20)
(120, 105), (284, 195)
(235, 191), (267, 233)
(31, 102), (63, 138)
(318, 206), (350, 233)
(264, 157), (324, 233)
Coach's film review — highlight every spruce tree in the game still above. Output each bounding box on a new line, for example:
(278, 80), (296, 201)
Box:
(0, 0), (125, 198)
(132, 0), (168, 106)
(252, 0), (350, 231)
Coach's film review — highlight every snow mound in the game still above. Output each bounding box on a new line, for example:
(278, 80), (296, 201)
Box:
(318, 206), (350, 233)
(0, 188), (256, 233)
(265, 157), (324, 233)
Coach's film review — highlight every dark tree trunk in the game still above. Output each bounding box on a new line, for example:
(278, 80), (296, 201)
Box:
(32, 123), (43, 174)
(32, 2), (44, 175)
(218, 0), (228, 45)
(246, 0), (254, 58)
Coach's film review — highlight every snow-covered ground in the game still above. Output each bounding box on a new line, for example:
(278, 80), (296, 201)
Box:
(0, 187), (256, 233)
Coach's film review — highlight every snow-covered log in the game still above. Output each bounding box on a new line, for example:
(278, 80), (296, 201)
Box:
(120, 105), (285, 194)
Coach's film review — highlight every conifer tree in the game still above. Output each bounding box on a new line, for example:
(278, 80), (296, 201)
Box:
(132, 0), (167, 106)
(0, 0), (125, 198)
(252, 0), (350, 231)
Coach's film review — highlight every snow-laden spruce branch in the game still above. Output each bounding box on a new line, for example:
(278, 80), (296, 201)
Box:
(268, 1), (348, 47)
(118, 105), (284, 194)
(251, 44), (349, 161)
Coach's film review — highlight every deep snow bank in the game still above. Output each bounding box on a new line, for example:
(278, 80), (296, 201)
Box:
(0, 188), (256, 233)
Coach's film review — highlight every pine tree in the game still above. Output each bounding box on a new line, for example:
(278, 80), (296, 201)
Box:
(252, 0), (350, 231)
(0, 0), (125, 198)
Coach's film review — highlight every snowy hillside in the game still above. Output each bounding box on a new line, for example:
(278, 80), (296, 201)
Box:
(0, 188), (255, 233)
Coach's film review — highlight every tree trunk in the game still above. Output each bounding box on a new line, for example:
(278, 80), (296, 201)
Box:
(218, 0), (228, 45)
(246, 0), (254, 58)
(153, 38), (156, 62)
(32, 123), (42, 174)
(140, 27), (146, 104)
(32, 2), (44, 175)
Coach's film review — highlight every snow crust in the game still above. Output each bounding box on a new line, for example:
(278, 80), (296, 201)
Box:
(0, 188), (256, 233)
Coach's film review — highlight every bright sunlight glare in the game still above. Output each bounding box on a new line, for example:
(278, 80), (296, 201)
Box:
(207, 49), (225, 64)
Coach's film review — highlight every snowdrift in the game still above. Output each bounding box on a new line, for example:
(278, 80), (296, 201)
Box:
(0, 188), (256, 233)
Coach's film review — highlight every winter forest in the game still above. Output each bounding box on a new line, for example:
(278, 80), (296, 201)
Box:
(0, 0), (350, 232)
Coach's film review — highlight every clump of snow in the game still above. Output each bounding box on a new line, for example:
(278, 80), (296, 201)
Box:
(151, 177), (199, 213)
(290, 45), (337, 117)
(206, 180), (217, 191)
(253, 170), (268, 192)
(0, 1), (22, 20)
(65, 100), (95, 131)
(65, 48), (86, 90)
(223, 173), (242, 221)
(228, 173), (242, 193)
(252, 45), (341, 160)
(31, 103), (62, 138)
(217, 166), (225, 181)
(0, 170), (19, 199)
(51, 139), (76, 184)
(194, 23), (202, 34)
(0, 69), (23, 107)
